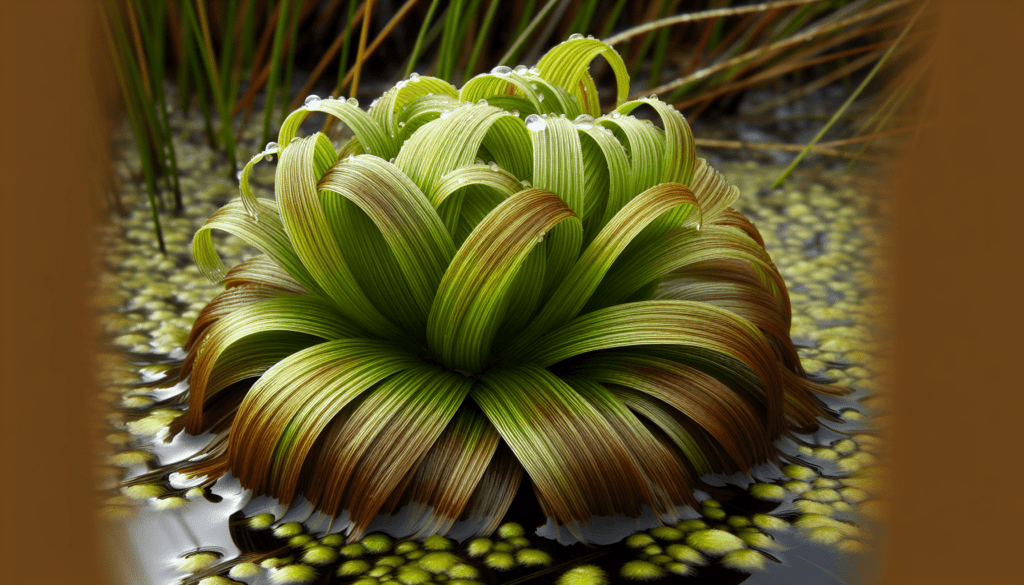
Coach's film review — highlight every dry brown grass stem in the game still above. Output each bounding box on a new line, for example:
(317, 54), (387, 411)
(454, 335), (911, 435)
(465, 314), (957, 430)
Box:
(351, 0), (377, 100)
(637, 0), (913, 99)
(693, 132), (905, 162)
(288, 1), (369, 111)
(123, 0), (151, 98)
(605, 0), (823, 46)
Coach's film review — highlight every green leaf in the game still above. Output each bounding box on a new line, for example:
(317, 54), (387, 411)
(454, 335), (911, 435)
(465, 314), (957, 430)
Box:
(689, 158), (740, 226)
(228, 338), (424, 502)
(396, 103), (532, 200)
(275, 134), (403, 339)
(521, 300), (784, 437)
(472, 365), (655, 542)
(607, 386), (715, 477)
(527, 114), (586, 293)
(183, 295), (360, 433)
(535, 37), (630, 116)
(191, 198), (322, 296)
(370, 75), (459, 138)
(302, 365), (473, 538)
(564, 377), (699, 514)
(460, 70), (547, 118)
(318, 155), (456, 328)
(568, 352), (775, 473)
(428, 162), (526, 235)
(508, 183), (699, 352)
(454, 442), (523, 538)
(375, 405), (501, 539)
(221, 255), (308, 294)
(590, 224), (787, 313)
(616, 97), (696, 187)
(278, 97), (398, 161)
(394, 93), (463, 140)
(427, 189), (580, 372)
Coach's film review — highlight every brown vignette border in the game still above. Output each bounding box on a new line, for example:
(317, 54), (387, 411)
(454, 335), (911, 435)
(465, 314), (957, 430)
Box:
(1, 1), (1021, 584)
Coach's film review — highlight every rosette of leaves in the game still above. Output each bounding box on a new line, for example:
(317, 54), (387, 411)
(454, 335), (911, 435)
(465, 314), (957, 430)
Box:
(176, 38), (843, 545)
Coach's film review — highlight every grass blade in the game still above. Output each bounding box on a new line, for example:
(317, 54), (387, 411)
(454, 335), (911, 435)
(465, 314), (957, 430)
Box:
(261, 0), (292, 145)
(773, 0), (928, 187)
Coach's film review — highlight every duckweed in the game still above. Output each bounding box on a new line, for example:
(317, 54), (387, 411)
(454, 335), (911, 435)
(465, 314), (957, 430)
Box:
(685, 529), (746, 556)
(619, 560), (666, 581)
(557, 565), (608, 585)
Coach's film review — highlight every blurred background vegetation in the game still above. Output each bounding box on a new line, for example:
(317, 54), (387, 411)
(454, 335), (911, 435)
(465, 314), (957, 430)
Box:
(101, 0), (931, 252)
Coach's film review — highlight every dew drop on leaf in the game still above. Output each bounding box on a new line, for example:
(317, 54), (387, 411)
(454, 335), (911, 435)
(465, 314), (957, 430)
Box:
(568, 33), (584, 40)
(574, 114), (595, 129)
(491, 65), (512, 76)
(304, 95), (321, 110)
(525, 114), (547, 132)
(346, 97), (359, 107)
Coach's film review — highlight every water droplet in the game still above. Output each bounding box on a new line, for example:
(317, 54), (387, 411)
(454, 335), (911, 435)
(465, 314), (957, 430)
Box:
(513, 65), (528, 75)
(537, 93), (545, 102)
(511, 110), (520, 118)
(396, 80), (407, 89)
(440, 110), (452, 120)
(611, 110), (621, 118)
(304, 95), (321, 110)
(346, 97), (359, 107)
(491, 65), (512, 76)
(475, 158), (485, 165)
(346, 155), (355, 162)
(370, 98), (379, 108)
(648, 94), (658, 100)
(587, 34), (595, 40)
(488, 161), (499, 171)
(521, 180), (532, 188)
(574, 114), (595, 129)
(398, 121), (405, 128)
(568, 33), (584, 41)
(696, 221), (702, 231)
(529, 67), (540, 75)
(477, 99), (488, 106)
(403, 139), (409, 146)
(457, 178), (466, 184)
(235, 171), (243, 180)
(525, 114), (547, 132)
(531, 83), (539, 90)
(290, 137), (299, 143)
(263, 142), (279, 161)
(409, 72), (420, 81)
(389, 157), (396, 163)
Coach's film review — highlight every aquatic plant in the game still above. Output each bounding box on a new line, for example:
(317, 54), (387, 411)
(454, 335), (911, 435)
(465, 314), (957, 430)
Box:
(175, 37), (843, 544)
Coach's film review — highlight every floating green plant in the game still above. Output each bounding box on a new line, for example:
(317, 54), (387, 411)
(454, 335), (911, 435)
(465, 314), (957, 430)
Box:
(557, 565), (608, 585)
(172, 36), (844, 546)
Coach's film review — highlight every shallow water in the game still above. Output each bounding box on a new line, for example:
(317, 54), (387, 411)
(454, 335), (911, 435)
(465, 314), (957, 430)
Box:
(94, 87), (893, 585)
